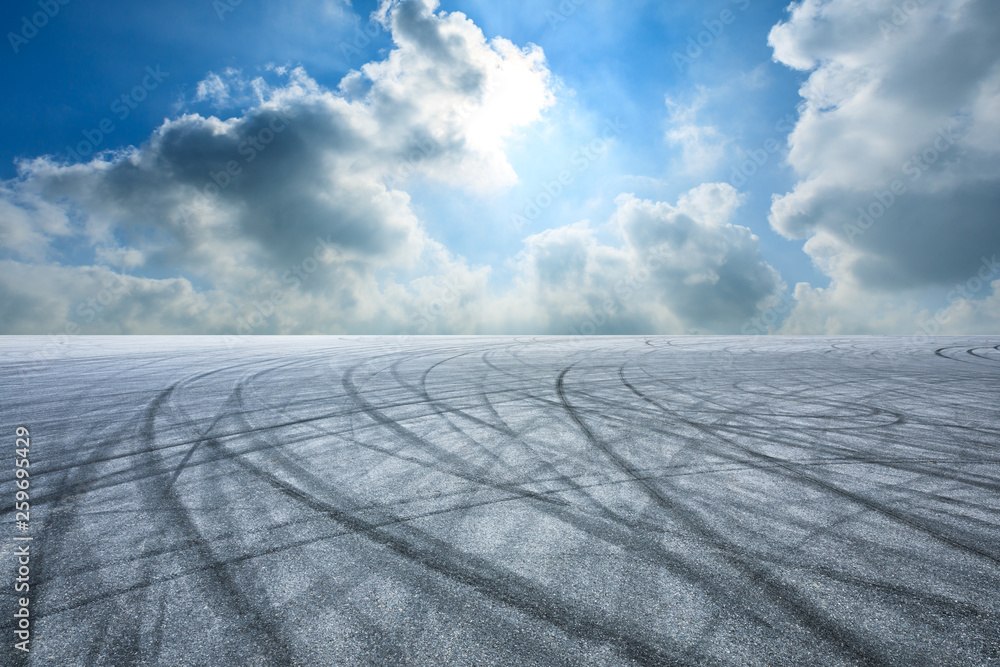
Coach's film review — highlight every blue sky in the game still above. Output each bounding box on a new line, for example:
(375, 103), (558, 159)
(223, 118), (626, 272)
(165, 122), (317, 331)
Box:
(2, 0), (998, 334)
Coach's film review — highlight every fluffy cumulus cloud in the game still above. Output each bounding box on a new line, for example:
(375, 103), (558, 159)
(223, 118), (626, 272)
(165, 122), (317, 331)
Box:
(0, 0), (548, 335)
(496, 184), (783, 334)
(768, 0), (1000, 332)
(0, 0), (785, 336)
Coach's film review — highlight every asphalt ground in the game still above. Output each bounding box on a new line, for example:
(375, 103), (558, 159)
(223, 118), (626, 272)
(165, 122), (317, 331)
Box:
(1, 336), (998, 665)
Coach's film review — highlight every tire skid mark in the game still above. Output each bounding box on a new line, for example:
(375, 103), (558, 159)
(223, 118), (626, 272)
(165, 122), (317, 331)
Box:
(165, 388), (241, 490)
(212, 391), (701, 667)
(936, 346), (976, 363)
(239, 365), (713, 540)
(342, 361), (569, 508)
(23, 383), (663, 510)
(481, 345), (649, 518)
(629, 358), (1000, 493)
(477, 349), (622, 517)
(19, 380), (565, 486)
(557, 364), (676, 513)
(246, 349), (846, 660)
(235, 381), (574, 511)
(410, 351), (614, 511)
(2, 354), (328, 476)
(12, 435), (993, 639)
(389, 350), (520, 485)
(477, 351), (534, 437)
(968, 347), (1000, 362)
(0, 352), (209, 660)
(560, 357), (891, 664)
(618, 364), (1000, 570)
(612, 362), (917, 665)
(711, 421), (1000, 496)
(36, 448), (979, 599)
(408, 350), (518, 438)
(136, 384), (297, 664)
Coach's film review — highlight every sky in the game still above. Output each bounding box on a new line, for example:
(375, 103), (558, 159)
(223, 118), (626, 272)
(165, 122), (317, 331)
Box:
(1, 0), (998, 335)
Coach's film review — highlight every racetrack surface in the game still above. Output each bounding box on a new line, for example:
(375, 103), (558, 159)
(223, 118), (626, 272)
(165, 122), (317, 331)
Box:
(1, 336), (999, 666)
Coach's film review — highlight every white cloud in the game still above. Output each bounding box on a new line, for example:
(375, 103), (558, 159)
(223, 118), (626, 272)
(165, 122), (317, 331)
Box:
(496, 184), (783, 334)
(767, 0), (1000, 333)
(193, 71), (236, 108)
(0, 261), (230, 335)
(0, 185), (72, 261)
(354, 0), (554, 192)
(0, 0), (554, 335)
(665, 93), (729, 174)
(190, 68), (268, 110)
(930, 280), (1000, 334)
